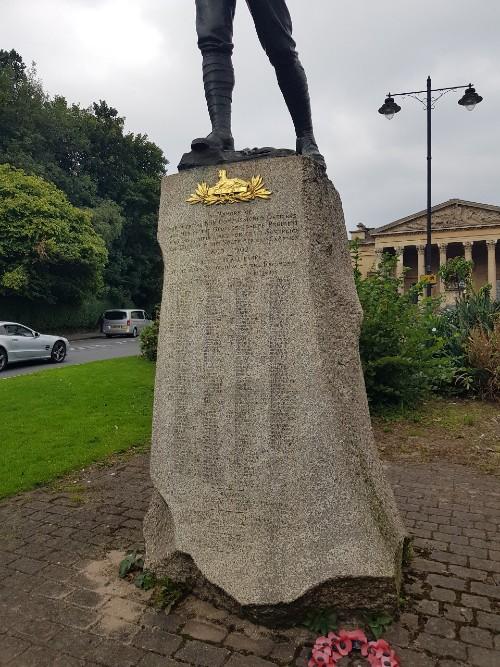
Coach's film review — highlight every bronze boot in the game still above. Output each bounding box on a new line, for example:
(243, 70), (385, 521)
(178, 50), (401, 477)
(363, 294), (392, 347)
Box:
(191, 53), (235, 152)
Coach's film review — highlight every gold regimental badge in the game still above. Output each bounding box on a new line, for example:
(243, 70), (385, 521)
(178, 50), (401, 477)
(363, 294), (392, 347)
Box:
(187, 169), (272, 206)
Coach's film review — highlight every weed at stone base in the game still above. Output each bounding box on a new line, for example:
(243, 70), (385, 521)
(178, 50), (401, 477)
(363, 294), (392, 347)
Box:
(301, 607), (396, 643)
(398, 593), (409, 609)
(402, 538), (414, 567)
(118, 551), (188, 612)
(302, 608), (338, 635)
(151, 577), (188, 613)
(362, 611), (394, 640)
(118, 551), (144, 578)
(134, 570), (156, 591)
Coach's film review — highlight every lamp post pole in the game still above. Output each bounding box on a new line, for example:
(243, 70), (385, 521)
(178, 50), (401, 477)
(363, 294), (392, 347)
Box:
(378, 79), (483, 297)
(426, 76), (432, 297)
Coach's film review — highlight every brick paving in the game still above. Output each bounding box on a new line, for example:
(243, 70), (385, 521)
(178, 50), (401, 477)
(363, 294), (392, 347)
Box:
(0, 455), (499, 666)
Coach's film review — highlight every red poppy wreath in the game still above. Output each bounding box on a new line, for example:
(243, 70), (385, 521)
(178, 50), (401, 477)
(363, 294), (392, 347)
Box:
(308, 629), (400, 667)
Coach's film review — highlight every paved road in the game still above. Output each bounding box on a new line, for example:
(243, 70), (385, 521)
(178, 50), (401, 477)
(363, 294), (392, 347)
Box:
(0, 336), (141, 378)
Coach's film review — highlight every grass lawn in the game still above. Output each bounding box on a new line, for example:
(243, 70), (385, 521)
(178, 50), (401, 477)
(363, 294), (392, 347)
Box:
(0, 357), (155, 498)
(2, 356), (499, 500)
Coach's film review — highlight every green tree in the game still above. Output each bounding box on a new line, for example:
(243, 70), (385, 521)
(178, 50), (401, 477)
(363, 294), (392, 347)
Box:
(0, 50), (167, 307)
(0, 164), (107, 304)
(89, 200), (124, 246)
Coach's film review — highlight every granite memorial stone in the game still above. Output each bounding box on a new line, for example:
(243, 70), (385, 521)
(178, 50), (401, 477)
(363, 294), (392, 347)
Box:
(144, 155), (406, 625)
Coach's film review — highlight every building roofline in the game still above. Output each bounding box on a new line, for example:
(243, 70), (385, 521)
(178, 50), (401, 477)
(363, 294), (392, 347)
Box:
(370, 199), (500, 235)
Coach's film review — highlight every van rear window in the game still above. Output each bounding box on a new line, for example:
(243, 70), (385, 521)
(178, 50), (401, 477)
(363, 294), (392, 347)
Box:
(104, 310), (127, 320)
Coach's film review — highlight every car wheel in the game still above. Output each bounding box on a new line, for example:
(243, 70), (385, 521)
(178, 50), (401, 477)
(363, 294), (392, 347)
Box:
(0, 347), (8, 372)
(106, 334), (112, 338)
(51, 341), (66, 363)
(132, 327), (138, 338)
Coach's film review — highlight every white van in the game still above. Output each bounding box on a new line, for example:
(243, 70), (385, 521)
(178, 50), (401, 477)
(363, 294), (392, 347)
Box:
(102, 309), (152, 338)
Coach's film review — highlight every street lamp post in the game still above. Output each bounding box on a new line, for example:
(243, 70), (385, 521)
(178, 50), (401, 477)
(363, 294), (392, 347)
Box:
(378, 77), (483, 297)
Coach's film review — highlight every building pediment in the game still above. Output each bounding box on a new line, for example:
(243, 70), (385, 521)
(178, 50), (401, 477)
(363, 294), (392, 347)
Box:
(373, 199), (500, 237)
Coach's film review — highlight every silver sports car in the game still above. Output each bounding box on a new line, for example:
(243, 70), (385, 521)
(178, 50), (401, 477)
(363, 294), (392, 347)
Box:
(0, 321), (68, 372)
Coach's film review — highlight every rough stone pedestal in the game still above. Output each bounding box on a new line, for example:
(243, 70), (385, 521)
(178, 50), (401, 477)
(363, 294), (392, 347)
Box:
(145, 156), (406, 626)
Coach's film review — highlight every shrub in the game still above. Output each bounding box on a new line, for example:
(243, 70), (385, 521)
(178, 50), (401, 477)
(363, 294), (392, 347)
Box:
(351, 243), (453, 411)
(0, 295), (114, 333)
(140, 309), (159, 361)
(438, 256), (473, 294)
(437, 286), (500, 395)
(466, 321), (500, 399)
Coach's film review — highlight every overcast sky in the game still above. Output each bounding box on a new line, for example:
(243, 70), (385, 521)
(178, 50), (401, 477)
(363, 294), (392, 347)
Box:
(2, 0), (499, 229)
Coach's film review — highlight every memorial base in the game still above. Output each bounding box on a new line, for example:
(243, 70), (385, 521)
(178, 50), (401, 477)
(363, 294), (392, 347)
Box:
(145, 155), (406, 626)
(144, 490), (406, 627)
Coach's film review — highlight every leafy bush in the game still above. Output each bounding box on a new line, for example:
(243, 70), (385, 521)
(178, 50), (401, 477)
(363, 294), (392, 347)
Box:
(437, 286), (500, 395)
(438, 256), (473, 293)
(140, 315), (159, 361)
(351, 243), (452, 411)
(466, 322), (500, 399)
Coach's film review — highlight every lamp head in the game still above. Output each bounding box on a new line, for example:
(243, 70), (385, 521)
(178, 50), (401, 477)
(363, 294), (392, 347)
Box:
(378, 95), (401, 120)
(458, 85), (483, 111)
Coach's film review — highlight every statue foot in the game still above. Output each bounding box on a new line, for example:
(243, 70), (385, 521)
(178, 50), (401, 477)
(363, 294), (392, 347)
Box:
(296, 133), (326, 170)
(191, 131), (234, 153)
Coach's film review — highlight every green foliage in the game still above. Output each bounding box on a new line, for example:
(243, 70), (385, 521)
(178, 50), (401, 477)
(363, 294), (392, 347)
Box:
(90, 200), (124, 246)
(0, 49), (26, 83)
(117, 549), (186, 610)
(302, 606), (395, 642)
(140, 319), (159, 361)
(119, 553), (157, 590)
(363, 612), (394, 640)
(302, 609), (338, 635)
(437, 286), (500, 395)
(466, 321), (500, 399)
(0, 50), (167, 308)
(438, 256), (473, 292)
(0, 164), (107, 304)
(352, 244), (453, 410)
(119, 551), (144, 578)
(440, 285), (500, 346)
(152, 577), (188, 612)
(0, 295), (114, 333)
(134, 570), (157, 591)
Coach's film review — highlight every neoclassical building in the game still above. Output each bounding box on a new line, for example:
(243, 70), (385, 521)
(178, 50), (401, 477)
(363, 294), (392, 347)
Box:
(350, 199), (500, 301)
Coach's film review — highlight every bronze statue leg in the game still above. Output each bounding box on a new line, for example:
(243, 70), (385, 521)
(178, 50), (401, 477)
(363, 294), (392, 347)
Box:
(196, 0), (236, 54)
(245, 0), (325, 168)
(192, 0), (325, 168)
(193, 0), (236, 152)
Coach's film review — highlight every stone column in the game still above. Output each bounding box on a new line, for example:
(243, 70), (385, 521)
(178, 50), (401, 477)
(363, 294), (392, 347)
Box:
(417, 244), (426, 279)
(464, 241), (473, 263)
(395, 247), (405, 292)
(487, 240), (497, 301)
(463, 241), (474, 290)
(438, 243), (448, 295)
